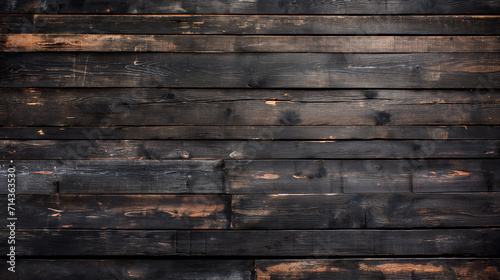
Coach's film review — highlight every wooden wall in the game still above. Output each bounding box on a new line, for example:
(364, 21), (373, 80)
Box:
(1, 1), (500, 279)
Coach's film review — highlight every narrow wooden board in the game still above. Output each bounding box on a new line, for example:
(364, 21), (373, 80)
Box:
(0, 259), (255, 280)
(5, 229), (500, 256)
(3, 35), (500, 53)
(256, 259), (500, 280)
(2, 0), (500, 14)
(0, 194), (230, 229)
(2, 15), (500, 35)
(231, 193), (500, 229)
(2, 140), (498, 160)
(2, 53), (499, 88)
(0, 259), (254, 280)
(0, 160), (224, 194)
(226, 159), (498, 194)
(2, 126), (500, 140)
(2, 88), (499, 126)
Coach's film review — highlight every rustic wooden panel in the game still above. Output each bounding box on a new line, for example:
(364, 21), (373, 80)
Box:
(2, 126), (500, 140)
(3, 15), (500, 35)
(231, 194), (500, 229)
(256, 259), (500, 280)
(0, 160), (224, 194)
(2, 0), (500, 14)
(0, 194), (230, 229)
(2, 53), (499, 88)
(227, 160), (498, 194)
(2, 88), (499, 126)
(2, 140), (498, 160)
(0, 259), (255, 280)
(3, 35), (500, 53)
(6, 229), (500, 256)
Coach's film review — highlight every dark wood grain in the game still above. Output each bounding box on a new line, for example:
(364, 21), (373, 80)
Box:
(6, 229), (500, 256)
(226, 159), (498, 194)
(2, 0), (500, 14)
(2, 53), (499, 88)
(0, 160), (224, 194)
(2, 88), (499, 126)
(2, 126), (500, 140)
(231, 193), (500, 229)
(0, 259), (254, 280)
(3, 15), (500, 35)
(256, 259), (500, 280)
(3, 35), (500, 53)
(2, 140), (498, 160)
(0, 194), (230, 229)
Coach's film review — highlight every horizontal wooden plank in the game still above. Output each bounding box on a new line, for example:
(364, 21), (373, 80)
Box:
(6, 229), (500, 256)
(0, 194), (230, 229)
(2, 15), (500, 35)
(1, 53), (500, 88)
(0, 160), (224, 194)
(0, 259), (254, 280)
(3, 35), (500, 53)
(231, 193), (500, 229)
(2, 0), (500, 14)
(2, 140), (498, 160)
(227, 159), (499, 194)
(2, 126), (500, 140)
(256, 259), (500, 280)
(2, 88), (499, 126)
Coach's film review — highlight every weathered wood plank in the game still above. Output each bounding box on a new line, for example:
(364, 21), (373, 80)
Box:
(2, 88), (499, 126)
(3, 35), (500, 53)
(2, 140), (498, 160)
(3, 15), (500, 35)
(231, 194), (500, 229)
(2, 126), (500, 140)
(0, 194), (230, 229)
(1, 53), (500, 88)
(2, 0), (500, 14)
(5, 229), (499, 256)
(0, 160), (224, 194)
(226, 160), (498, 194)
(256, 259), (500, 280)
(0, 259), (255, 280)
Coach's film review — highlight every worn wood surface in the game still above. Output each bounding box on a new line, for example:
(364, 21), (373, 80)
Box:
(5, 229), (499, 256)
(0, 259), (255, 280)
(255, 259), (500, 280)
(2, 53), (499, 88)
(231, 193), (500, 229)
(0, 194), (230, 229)
(2, 126), (500, 140)
(3, 0), (500, 14)
(3, 34), (500, 53)
(227, 159), (499, 194)
(0, 160), (224, 194)
(2, 140), (499, 160)
(3, 15), (500, 35)
(2, 88), (499, 126)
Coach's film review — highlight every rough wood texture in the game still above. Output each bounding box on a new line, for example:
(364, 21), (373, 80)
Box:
(2, 0), (500, 14)
(0, 194), (230, 229)
(0, 259), (255, 280)
(231, 193), (500, 229)
(256, 259), (500, 280)
(226, 159), (499, 194)
(6, 229), (500, 256)
(2, 53), (499, 88)
(3, 35), (500, 53)
(2, 126), (500, 140)
(0, 160), (224, 194)
(2, 88), (499, 126)
(2, 140), (499, 160)
(2, 15), (500, 35)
